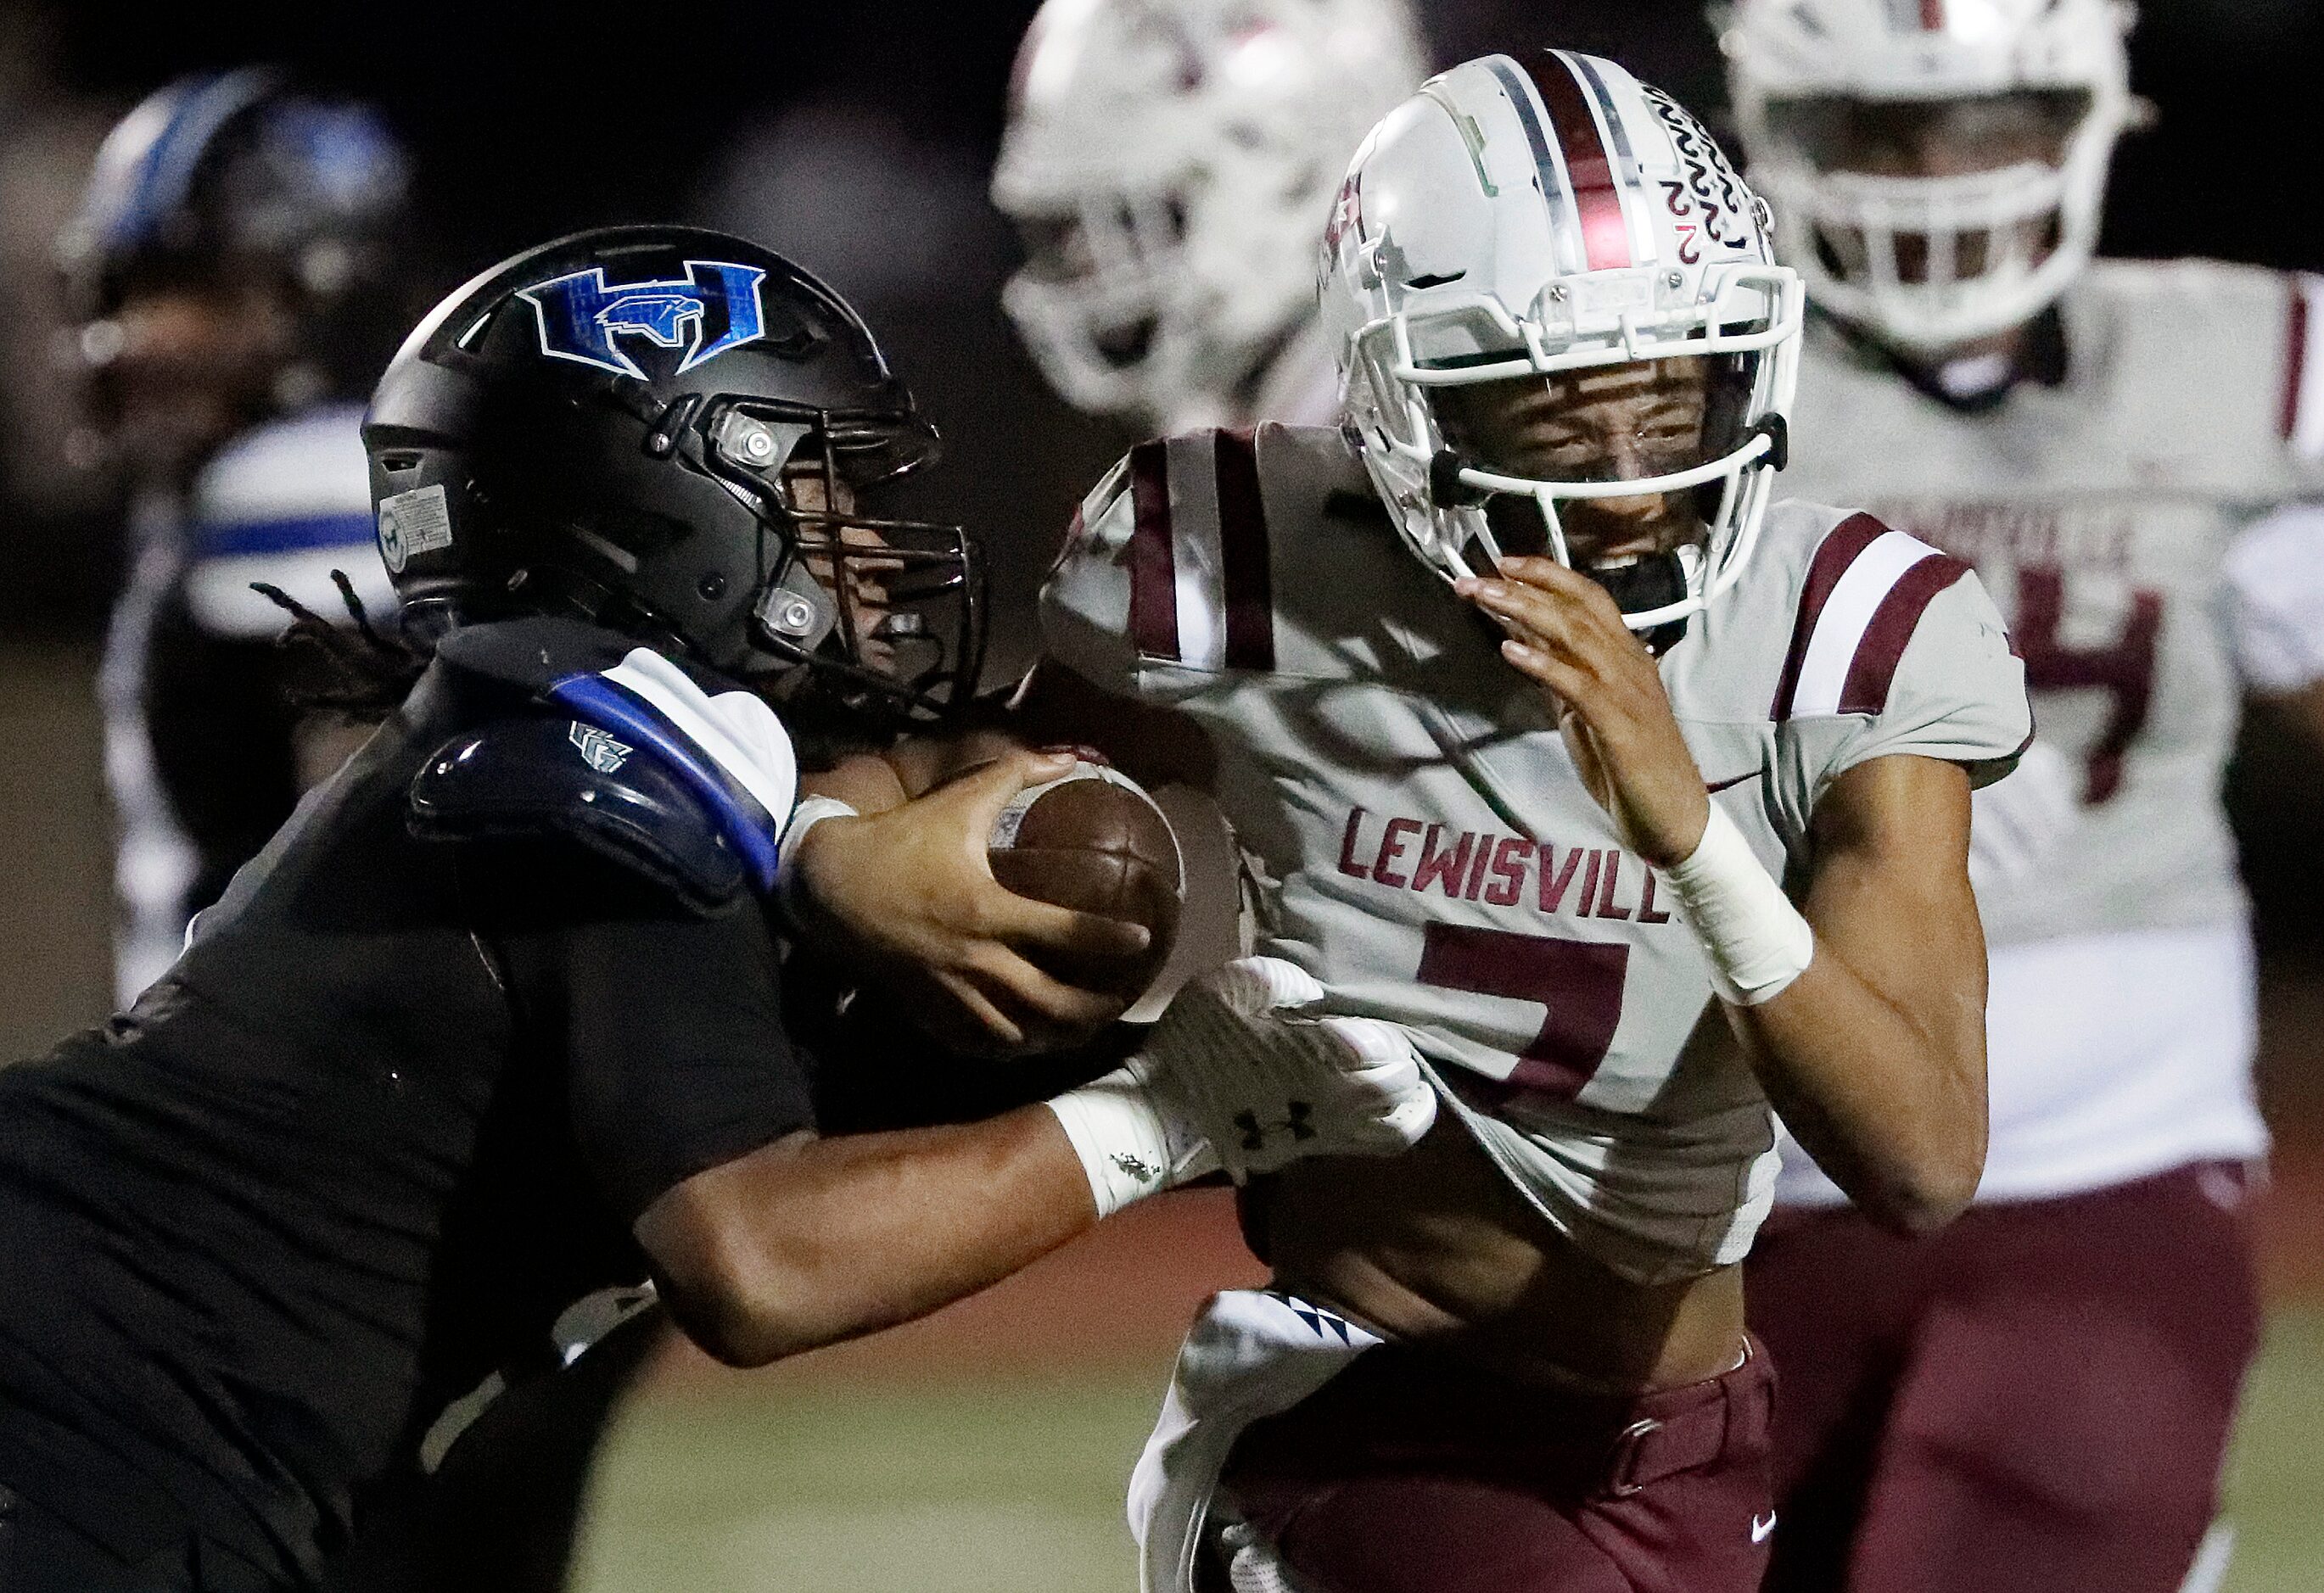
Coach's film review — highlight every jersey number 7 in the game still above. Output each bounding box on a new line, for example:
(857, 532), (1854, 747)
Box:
(1416, 923), (1630, 1103)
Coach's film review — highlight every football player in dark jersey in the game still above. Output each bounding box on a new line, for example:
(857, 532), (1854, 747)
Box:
(0, 226), (1435, 1593)
(60, 67), (423, 1003)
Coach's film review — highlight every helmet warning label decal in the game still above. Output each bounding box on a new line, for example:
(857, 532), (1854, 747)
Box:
(378, 483), (452, 573)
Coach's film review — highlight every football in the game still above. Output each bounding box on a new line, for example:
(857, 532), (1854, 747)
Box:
(987, 759), (1184, 1000)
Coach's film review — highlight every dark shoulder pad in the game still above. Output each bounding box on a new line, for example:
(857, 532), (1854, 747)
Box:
(409, 717), (749, 913)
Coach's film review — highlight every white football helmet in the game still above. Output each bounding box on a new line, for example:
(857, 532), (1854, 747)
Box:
(1324, 53), (1803, 633)
(994, 0), (1426, 428)
(1722, 0), (2135, 349)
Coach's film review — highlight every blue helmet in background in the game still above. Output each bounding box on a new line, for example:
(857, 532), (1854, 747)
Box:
(59, 66), (415, 408)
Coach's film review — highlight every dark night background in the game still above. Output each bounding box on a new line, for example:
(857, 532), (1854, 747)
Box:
(4, 0), (2319, 635)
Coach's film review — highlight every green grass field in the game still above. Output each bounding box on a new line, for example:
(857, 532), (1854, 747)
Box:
(568, 1311), (2324, 1593)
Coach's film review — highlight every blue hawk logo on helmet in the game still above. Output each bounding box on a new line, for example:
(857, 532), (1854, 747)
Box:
(517, 260), (769, 378)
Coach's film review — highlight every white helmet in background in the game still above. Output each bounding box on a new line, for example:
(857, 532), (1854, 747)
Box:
(1324, 52), (1803, 633)
(1722, 0), (2135, 350)
(994, 0), (1427, 427)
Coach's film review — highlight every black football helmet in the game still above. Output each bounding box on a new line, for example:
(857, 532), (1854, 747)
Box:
(361, 226), (985, 724)
(59, 65), (413, 411)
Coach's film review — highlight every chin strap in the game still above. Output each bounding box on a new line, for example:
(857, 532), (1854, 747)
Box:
(1585, 551), (1692, 657)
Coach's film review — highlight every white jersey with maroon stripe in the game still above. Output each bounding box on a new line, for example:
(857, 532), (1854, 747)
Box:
(1042, 423), (2030, 1283)
(1771, 258), (2324, 1206)
(1138, 320), (1346, 1019)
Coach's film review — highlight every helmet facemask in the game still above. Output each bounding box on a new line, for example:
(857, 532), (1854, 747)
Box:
(1722, 0), (2137, 354)
(1345, 264), (1801, 634)
(1000, 188), (1202, 419)
(1753, 87), (2119, 349)
(694, 399), (987, 728)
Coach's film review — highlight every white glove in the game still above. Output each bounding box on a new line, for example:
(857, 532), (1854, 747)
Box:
(1134, 956), (1436, 1182)
(1044, 957), (1436, 1216)
(1968, 740), (2080, 897)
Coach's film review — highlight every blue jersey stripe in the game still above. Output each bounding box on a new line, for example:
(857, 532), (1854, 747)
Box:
(192, 511), (378, 559)
(546, 674), (782, 893)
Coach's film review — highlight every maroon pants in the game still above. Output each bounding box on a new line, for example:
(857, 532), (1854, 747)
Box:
(1214, 1337), (1777, 1593)
(1744, 1161), (2260, 1593)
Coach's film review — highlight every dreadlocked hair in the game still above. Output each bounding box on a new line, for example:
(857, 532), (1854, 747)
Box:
(254, 571), (430, 718)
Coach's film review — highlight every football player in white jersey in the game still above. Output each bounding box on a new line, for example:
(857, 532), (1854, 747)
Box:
(1722, 2), (2324, 1588)
(793, 53), (2030, 1592)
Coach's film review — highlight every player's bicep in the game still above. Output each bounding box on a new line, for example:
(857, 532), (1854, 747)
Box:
(1801, 754), (1984, 1053)
(489, 858), (817, 1224)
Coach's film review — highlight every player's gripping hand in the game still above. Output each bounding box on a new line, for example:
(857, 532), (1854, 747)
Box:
(789, 748), (1154, 1054)
(1044, 957), (1436, 1216)
(1457, 556), (1711, 868)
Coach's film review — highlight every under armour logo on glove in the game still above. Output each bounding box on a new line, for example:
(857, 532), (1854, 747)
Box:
(1233, 1101), (1317, 1151)
(1132, 957), (1437, 1182)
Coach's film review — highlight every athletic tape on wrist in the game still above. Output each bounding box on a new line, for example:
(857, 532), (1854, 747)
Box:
(1664, 804), (1814, 1006)
(1043, 1069), (1178, 1219)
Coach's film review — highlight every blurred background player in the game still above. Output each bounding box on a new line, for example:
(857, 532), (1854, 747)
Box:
(993, 0), (1430, 1001)
(992, 0), (1427, 439)
(1722, 1), (2324, 1587)
(58, 65), (417, 1001)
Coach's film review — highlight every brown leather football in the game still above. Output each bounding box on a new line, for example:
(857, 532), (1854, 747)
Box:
(988, 761), (1183, 999)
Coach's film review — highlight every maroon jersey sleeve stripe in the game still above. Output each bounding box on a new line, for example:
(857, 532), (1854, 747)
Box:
(1770, 512), (1889, 721)
(1837, 552), (1973, 715)
(1127, 439), (1179, 662)
(2283, 281), (2311, 444)
(1214, 428), (1277, 672)
(1922, 0), (1946, 29)
(1522, 53), (1631, 271)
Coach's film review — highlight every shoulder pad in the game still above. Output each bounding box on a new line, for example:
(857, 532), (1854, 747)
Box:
(430, 623), (798, 901)
(408, 717), (752, 913)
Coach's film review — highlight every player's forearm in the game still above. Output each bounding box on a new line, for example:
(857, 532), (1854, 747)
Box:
(639, 1110), (1095, 1368)
(1696, 756), (1988, 1234)
(1727, 948), (1986, 1235)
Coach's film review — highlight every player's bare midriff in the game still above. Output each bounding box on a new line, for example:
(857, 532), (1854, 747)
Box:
(1247, 1060), (1750, 1399)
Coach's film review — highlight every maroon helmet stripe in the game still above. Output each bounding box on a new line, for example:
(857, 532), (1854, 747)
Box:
(1523, 53), (1631, 271)
(2283, 283), (2311, 444)
(1213, 428), (1277, 672)
(1838, 553), (1972, 714)
(1771, 513), (1888, 720)
(1127, 440), (1179, 662)
(1922, 0), (1946, 28)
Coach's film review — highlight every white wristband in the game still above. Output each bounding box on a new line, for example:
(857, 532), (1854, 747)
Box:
(1043, 1069), (1182, 1220)
(1664, 804), (1814, 1007)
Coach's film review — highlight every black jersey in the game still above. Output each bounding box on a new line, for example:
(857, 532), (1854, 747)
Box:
(0, 621), (814, 1588)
